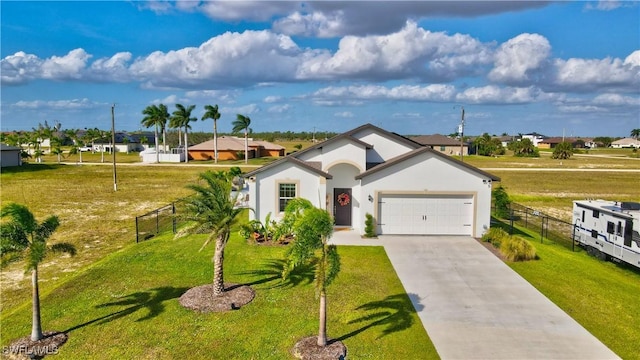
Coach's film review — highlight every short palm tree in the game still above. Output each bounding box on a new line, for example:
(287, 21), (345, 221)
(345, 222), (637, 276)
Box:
(0, 203), (76, 341)
(232, 114), (251, 164)
(631, 128), (640, 140)
(281, 198), (341, 348)
(202, 104), (221, 163)
(180, 171), (243, 296)
(552, 141), (573, 160)
(172, 104), (197, 163)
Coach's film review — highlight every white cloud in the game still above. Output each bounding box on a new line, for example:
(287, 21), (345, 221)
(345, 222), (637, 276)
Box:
(89, 52), (132, 82)
(12, 98), (102, 110)
(267, 104), (291, 113)
(592, 93), (640, 106)
(552, 54), (640, 91)
(557, 105), (606, 113)
(273, 11), (346, 38)
(1, 51), (43, 85)
(585, 0), (624, 11)
(489, 33), (551, 84)
(299, 22), (492, 81)
(227, 103), (260, 116)
(263, 96), (282, 103)
(311, 84), (456, 102)
(334, 111), (354, 118)
(456, 85), (552, 104)
(40, 48), (91, 80)
(129, 30), (304, 88)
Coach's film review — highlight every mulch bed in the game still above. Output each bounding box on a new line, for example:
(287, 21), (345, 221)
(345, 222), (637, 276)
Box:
(292, 336), (347, 360)
(475, 238), (507, 262)
(3, 331), (68, 359)
(179, 283), (255, 313)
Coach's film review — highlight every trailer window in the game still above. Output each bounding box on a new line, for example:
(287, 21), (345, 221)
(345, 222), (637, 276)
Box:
(624, 220), (633, 247)
(593, 210), (600, 218)
(606, 222), (615, 234)
(616, 221), (623, 236)
(591, 230), (598, 239)
(581, 211), (585, 222)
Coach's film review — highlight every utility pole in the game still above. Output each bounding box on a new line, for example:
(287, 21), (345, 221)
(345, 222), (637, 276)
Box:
(458, 106), (465, 162)
(111, 104), (117, 192)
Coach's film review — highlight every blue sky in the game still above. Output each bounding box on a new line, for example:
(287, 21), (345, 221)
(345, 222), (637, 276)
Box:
(1, 1), (639, 137)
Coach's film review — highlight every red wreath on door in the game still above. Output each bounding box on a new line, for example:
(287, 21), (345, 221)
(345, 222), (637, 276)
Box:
(337, 193), (350, 206)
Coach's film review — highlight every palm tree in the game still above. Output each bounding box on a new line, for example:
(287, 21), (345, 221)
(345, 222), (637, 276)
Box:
(179, 172), (244, 296)
(158, 104), (169, 154)
(171, 104), (196, 163)
(631, 128), (640, 140)
(281, 198), (340, 348)
(141, 104), (167, 163)
(232, 114), (251, 164)
(0, 203), (76, 341)
(552, 141), (573, 160)
(202, 104), (221, 163)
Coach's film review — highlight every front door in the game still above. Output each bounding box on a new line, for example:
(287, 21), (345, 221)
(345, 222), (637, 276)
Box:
(334, 188), (352, 226)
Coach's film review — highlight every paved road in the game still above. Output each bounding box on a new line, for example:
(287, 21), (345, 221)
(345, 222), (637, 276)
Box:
(330, 233), (619, 359)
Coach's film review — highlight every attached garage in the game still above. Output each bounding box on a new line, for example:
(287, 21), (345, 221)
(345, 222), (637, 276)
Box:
(378, 194), (474, 235)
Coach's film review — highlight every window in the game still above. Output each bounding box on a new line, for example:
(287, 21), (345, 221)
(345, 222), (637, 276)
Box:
(591, 230), (598, 239)
(624, 220), (633, 247)
(606, 222), (615, 234)
(278, 183), (296, 212)
(616, 221), (623, 236)
(440, 146), (446, 151)
(593, 210), (600, 218)
(581, 211), (585, 222)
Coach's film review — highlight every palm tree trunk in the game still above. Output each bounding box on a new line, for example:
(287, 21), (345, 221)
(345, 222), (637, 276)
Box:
(244, 129), (248, 164)
(155, 124), (160, 163)
(317, 290), (327, 346)
(31, 267), (43, 341)
(79, 150), (83, 164)
(178, 128), (182, 146)
(212, 236), (225, 296)
(214, 120), (218, 164)
(162, 129), (167, 154)
(184, 129), (189, 163)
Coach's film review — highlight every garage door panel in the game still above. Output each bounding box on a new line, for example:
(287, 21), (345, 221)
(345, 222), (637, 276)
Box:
(379, 195), (473, 235)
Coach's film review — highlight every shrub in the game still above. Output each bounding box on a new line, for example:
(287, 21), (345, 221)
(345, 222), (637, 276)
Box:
(481, 227), (509, 248)
(364, 213), (377, 238)
(500, 236), (537, 262)
(492, 185), (511, 219)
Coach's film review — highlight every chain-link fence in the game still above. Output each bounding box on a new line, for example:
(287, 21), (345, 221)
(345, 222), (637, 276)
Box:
(494, 202), (577, 251)
(135, 197), (191, 243)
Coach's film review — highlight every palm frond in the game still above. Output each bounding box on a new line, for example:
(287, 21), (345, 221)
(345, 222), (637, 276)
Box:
(1, 203), (36, 234)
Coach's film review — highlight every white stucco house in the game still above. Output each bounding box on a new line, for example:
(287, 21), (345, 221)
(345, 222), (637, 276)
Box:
(244, 124), (500, 237)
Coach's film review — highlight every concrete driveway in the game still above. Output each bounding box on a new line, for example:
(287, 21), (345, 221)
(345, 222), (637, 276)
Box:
(331, 233), (619, 359)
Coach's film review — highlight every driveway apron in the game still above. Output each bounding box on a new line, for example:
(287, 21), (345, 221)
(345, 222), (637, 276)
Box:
(380, 236), (619, 360)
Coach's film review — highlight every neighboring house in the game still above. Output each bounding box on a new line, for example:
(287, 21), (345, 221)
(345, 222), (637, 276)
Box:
(537, 137), (588, 149)
(496, 135), (517, 148)
(0, 143), (22, 167)
(409, 134), (468, 156)
(244, 124), (500, 237)
(188, 136), (285, 161)
(94, 133), (143, 153)
(521, 132), (546, 147)
(611, 138), (640, 148)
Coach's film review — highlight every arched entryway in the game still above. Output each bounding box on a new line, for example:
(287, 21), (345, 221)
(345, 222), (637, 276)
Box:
(326, 162), (361, 227)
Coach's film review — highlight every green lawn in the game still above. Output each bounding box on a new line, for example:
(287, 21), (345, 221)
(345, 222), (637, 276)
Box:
(0, 231), (437, 359)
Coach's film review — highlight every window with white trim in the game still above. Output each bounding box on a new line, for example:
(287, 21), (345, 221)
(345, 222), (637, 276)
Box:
(278, 183), (296, 212)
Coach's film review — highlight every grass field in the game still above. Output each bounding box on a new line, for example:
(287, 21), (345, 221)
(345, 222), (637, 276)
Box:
(0, 230), (437, 359)
(1, 153), (639, 358)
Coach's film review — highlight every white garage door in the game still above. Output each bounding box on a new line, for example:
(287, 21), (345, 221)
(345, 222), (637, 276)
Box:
(379, 194), (474, 235)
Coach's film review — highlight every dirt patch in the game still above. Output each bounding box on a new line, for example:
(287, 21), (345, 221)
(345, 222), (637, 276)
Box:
(475, 238), (507, 262)
(179, 283), (255, 312)
(292, 336), (347, 360)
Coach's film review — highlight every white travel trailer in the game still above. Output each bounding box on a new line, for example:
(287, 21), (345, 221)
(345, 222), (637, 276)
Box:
(572, 200), (640, 269)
